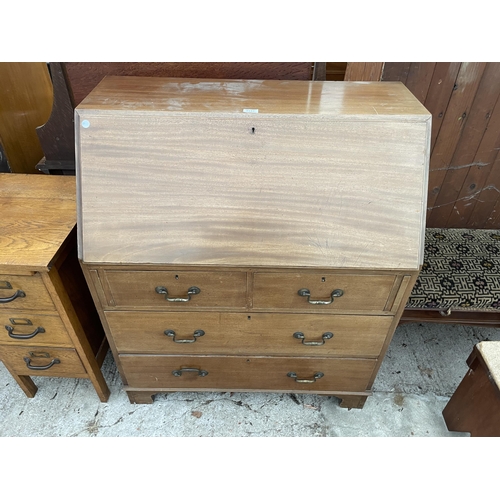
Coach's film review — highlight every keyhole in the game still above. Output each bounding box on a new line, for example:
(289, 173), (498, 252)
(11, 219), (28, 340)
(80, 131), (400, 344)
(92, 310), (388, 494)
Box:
(250, 127), (255, 134)
(321, 277), (326, 282)
(175, 275), (179, 280)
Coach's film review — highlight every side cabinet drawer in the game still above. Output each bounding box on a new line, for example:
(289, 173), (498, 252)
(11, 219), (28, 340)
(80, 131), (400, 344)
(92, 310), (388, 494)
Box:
(0, 274), (55, 311)
(0, 311), (73, 347)
(0, 345), (87, 377)
(120, 354), (377, 392)
(252, 272), (397, 312)
(100, 270), (248, 309)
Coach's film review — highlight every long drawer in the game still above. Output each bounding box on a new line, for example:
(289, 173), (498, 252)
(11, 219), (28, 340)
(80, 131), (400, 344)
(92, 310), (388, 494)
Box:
(252, 272), (397, 312)
(120, 354), (378, 392)
(0, 311), (73, 347)
(106, 311), (392, 358)
(101, 270), (247, 309)
(0, 345), (87, 377)
(0, 274), (55, 311)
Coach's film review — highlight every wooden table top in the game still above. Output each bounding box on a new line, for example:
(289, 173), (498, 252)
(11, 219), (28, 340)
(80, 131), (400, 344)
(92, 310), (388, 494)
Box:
(77, 77), (430, 120)
(0, 173), (76, 271)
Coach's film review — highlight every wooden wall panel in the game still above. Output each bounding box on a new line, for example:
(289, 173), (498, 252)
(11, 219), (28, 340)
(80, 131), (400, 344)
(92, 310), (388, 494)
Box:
(423, 63), (462, 150)
(405, 63), (437, 104)
(425, 63), (487, 222)
(370, 61), (500, 229)
(326, 62), (347, 81)
(448, 109), (500, 229)
(430, 63), (500, 227)
(344, 63), (384, 82)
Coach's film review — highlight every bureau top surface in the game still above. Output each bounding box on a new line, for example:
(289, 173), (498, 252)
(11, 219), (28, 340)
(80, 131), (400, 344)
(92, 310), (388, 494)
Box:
(76, 77), (430, 119)
(0, 174), (76, 271)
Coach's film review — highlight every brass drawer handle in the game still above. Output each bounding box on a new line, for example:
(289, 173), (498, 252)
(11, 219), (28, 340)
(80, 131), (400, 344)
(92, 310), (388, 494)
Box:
(293, 331), (333, 346)
(172, 367), (208, 377)
(23, 356), (60, 371)
(164, 329), (205, 343)
(297, 288), (343, 305)
(0, 289), (26, 304)
(155, 286), (201, 302)
(287, 371), (324, 383)
(5, 325), (45, 340)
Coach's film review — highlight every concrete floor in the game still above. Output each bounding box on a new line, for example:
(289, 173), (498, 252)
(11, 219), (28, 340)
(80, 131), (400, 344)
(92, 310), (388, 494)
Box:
(1, 321), (499, 437)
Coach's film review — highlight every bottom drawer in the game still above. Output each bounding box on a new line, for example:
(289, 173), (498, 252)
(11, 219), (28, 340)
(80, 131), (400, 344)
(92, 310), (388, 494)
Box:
(120, 354), (377, 392)
(0, 345), (87, 377)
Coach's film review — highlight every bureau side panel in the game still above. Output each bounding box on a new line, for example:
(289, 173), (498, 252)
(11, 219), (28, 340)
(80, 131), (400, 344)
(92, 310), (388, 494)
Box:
(77, 113), (428, 269)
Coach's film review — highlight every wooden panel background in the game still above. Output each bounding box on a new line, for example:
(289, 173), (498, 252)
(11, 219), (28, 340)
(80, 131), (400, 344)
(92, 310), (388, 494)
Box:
(35, 62), (321, 174)
(346, 62), (500, 229)
(0, 63), (53, 174)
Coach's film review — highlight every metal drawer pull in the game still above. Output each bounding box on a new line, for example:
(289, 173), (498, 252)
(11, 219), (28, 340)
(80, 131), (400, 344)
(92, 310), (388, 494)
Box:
(293, 331), (333, 346)
(172, 367), (208, 377)
(0, 289), (26, 304)
(5, 325), (45, 340)
(155, 286), (200, 302)
(297, 288), (343, 305)
(164, 329), (205, 343)
(23, 356), (60, 371)
(287, 371), (324, 383)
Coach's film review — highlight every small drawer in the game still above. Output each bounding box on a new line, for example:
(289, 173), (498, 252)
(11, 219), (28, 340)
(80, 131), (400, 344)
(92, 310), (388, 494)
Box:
(120, 354), (377, 392)
(0, 274), (55, 311)
(106, 311), (392, 358)
(101, 270), (247, 309)
(252, 272), (397, 312)
(0, 311), (73, 347)
(0, 345), (87, 377)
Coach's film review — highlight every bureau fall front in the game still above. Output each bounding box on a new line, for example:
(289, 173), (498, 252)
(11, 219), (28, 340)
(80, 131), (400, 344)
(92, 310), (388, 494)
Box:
(76, 77), (430, 407)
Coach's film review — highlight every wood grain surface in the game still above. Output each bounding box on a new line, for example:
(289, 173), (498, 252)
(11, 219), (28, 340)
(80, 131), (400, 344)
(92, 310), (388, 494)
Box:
(0, 174), (76, 270)
(65, 63), (316, 105)
(0, 63), (53, 174)
(378, 62), (500, 229)
(105, 311), (392, 357)
(102, 270), (247, 309)
(119, 354), (377, 392)
(252, 272), (397, 312)
(77, 78), (430, 269)
(0, 274), (56, 311)
(0, 345), (87, 377)
(0, 311), (73, 347)
(77, 77), (430, 116)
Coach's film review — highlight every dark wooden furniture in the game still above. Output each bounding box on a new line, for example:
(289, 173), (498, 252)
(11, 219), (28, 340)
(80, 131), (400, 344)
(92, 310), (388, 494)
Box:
(443, 341), (500, 436)
(76, 77), (429, 407)
(36, 62), (325, 175)
(0, 174), (109, 401)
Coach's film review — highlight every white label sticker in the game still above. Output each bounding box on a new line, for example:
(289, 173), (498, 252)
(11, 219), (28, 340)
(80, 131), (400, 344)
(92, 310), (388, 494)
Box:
(243, 109), (259, 113)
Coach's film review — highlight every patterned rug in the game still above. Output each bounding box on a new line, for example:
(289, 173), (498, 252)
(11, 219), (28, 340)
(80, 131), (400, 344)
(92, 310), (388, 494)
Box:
(406, 228), (500, 312)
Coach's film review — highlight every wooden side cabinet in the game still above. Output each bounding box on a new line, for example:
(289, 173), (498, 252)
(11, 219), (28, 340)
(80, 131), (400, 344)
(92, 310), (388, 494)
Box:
(0, 174), (109, 401)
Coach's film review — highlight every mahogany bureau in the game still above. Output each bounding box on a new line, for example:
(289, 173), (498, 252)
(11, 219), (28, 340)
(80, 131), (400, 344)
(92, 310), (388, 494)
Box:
(0, 173), (109, 401)
(76, 77), (430, 408)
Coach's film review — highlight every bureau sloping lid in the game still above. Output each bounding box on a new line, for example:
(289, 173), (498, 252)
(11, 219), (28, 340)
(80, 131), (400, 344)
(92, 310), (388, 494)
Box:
(76, 78), (430, 269)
